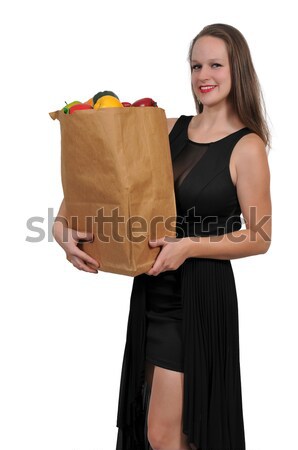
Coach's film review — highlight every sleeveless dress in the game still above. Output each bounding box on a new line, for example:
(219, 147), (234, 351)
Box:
(116, 115), (252, 450)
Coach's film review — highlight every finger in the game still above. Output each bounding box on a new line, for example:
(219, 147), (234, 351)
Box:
(74, 247), (100, 268)
(67, 248), (100, 269)
(71, 255), (99, 273)
(146, 261), (163, 276)
(146, 268), (160, 276)
(148, 238), (164, 247)
(72, 229), (94, 243)
(164, 235), (178, 243)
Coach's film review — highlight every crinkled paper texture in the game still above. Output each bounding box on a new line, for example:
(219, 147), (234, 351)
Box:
(50, 107), (177, 276)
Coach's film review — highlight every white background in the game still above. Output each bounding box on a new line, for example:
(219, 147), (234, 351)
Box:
(0, 1), (297, 449)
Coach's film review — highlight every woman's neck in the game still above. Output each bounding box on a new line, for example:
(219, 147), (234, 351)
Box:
(194, 102), (244, 134)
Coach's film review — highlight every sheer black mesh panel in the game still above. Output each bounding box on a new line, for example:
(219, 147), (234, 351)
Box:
(173, 141), (210, 188)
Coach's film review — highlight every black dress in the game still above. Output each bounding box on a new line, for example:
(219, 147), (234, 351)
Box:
(116, 115), (252, 450)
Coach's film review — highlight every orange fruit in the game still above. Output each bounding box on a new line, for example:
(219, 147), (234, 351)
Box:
(84, 98), (94, 106)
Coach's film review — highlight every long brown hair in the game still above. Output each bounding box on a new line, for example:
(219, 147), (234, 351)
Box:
(188, 24), (271, 150)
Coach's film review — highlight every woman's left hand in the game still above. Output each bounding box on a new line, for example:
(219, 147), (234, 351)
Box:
(146, 237), (190, 276)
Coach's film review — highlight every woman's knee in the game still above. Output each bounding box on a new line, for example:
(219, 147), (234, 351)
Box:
(147, 394), (185, 450)
(147, 425), (163, 450)
(147, 424), (174, 450)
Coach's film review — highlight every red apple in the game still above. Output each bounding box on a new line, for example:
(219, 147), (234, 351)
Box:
(131, 97), (157, 107)
(122, 102), (132, 107)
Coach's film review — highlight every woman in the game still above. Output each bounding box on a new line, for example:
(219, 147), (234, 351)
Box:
(53, 23), (271, 450)
(115, 23), (271, 450)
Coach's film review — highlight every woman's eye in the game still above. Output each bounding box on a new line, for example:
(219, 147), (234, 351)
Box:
(191, 63), (222, 71)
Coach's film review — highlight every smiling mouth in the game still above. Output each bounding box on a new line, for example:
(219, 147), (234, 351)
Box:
(199, 85), (217, 93)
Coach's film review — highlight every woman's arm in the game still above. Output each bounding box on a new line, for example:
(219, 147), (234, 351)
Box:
(147, 133), (271, 275)
(184, 132), (272, 260)
(52, 198), (100, 273)
(167, 118), (178, 134)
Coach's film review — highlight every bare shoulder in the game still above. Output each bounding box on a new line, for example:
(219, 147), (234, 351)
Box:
(231, 132), (270, 190)
(233, 132), (268, 168)
(166, 117), (178, 134)
(234, 132), (267, 156)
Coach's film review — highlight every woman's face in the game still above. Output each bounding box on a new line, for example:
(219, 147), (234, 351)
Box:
(191, 36), (232, 110)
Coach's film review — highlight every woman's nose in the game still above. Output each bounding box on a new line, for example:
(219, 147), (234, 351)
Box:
(198, 65), (211, 81)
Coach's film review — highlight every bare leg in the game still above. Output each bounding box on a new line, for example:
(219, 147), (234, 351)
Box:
(145, 361), (192, 450)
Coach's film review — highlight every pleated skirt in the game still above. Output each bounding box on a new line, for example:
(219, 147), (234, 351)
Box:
(116, 257), (246, 450)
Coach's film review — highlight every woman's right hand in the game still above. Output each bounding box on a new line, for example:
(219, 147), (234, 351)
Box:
(52, 219), (100, 274)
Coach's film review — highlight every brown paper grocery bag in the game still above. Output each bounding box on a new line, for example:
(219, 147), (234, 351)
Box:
(50, 107), (177, 276)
